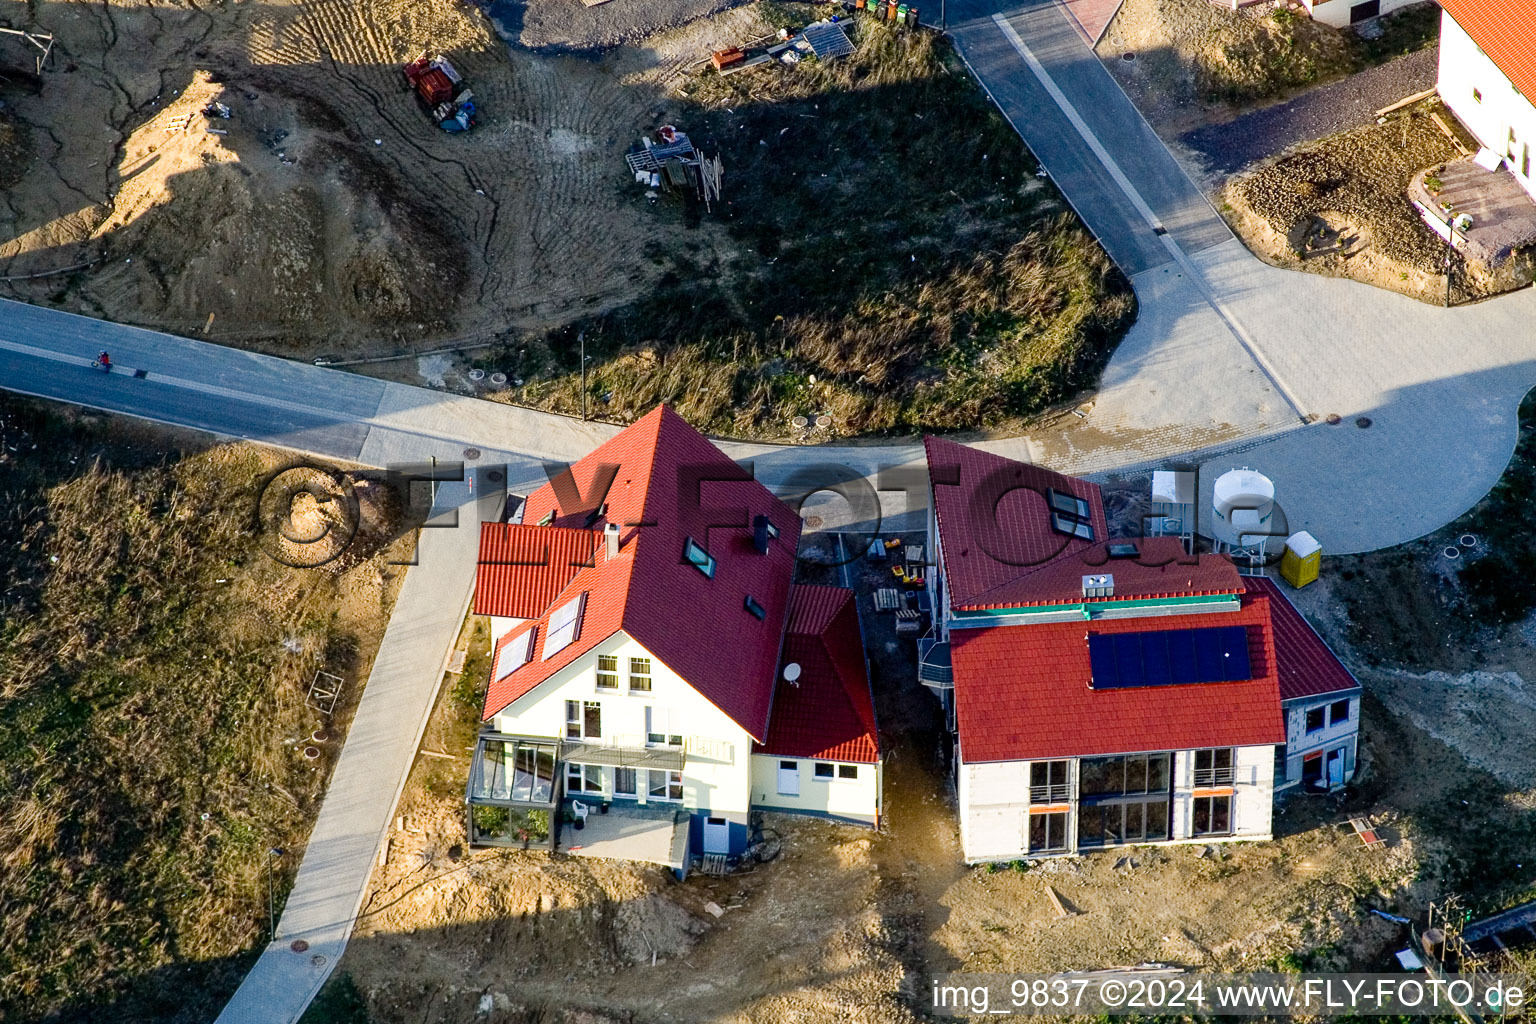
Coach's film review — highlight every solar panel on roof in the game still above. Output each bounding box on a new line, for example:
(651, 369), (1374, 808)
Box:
(1087, 625), (1251, 688)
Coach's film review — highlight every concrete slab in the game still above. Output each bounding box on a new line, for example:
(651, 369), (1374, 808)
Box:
(563, 805), (688, 869)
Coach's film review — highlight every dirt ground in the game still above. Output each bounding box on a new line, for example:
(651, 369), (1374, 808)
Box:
(0, 0), (759, 357)
(1097, 0), (1355, 134)
(1217, 99), (1536, 303)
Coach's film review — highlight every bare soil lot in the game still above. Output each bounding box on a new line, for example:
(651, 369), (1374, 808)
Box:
(1220, 99), (1533, 303)
(0, 0), (757, 357)
(0, 396), (407, 1021)
(1098, 0), (1439, 135)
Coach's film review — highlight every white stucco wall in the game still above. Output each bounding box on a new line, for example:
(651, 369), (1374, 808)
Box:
(750, 755), (881, 824)
(1301, 0), (1423, 31)
(1439, 10), (1536, 200)
(959, 745), (1275, 863)
(491, 629), (755, 825)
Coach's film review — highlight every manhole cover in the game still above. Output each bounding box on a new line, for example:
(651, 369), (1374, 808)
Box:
(1355, 416), (1373, 428)
(489, 372), (508, 386)
(303, 746), (321, 760)
(1442, 546), (1461, 560)
(803, 515), (824, 529)
(310, 954), (328, 968)
(463, 447), (482, 460)
(486, 469), (505, 484)
(1460, 533), (1478, 548)
(1325, 413), (1341, 425)
(467, 368), (486, 381)
(791, 415), (809, 429)
(815, 415), (832, 428)
(290, 940), (310, 953)
(1121, 51), (1136, 62)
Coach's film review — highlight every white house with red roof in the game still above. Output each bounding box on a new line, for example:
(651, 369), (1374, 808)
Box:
(922, 438), (1361, 863)
(465, 407), (880, 871)
(1437, 0), (1536, 200)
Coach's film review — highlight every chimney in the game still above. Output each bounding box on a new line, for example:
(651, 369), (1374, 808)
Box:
(753, 514), (779, 554)
(1081, 574), (1114, 599)
(604, 522), (621, 559)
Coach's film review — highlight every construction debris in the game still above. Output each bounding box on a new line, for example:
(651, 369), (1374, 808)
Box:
(403, 54), (477, 133)
(624, 124), (724, 209)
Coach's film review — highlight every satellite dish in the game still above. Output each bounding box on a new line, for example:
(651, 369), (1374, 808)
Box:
(782, 662), (802, 683)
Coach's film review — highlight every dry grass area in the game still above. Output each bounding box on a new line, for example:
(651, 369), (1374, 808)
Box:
(483, 10), (1134, 440)
(0, 396), (405, 1021)
(1217, 100), (1531, 303)
(1099, 0), (1355, 130)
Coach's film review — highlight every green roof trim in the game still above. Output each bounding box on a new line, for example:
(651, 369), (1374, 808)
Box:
(949, 592), (1237, 627)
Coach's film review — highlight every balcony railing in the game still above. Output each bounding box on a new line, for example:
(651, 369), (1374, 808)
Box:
(1029, 784), (1070, 804)
(560, 737), (685, 771)
(1193, 766), (1236, 787)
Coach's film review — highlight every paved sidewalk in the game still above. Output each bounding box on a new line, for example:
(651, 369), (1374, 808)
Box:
(212, 479), (481, 1024)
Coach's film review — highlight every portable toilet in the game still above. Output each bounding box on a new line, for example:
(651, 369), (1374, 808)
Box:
(1280, 531), (1321, 588)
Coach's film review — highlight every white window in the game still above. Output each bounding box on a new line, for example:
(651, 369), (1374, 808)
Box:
(645, 707), (682, 747)
(614, 767), (637, 797)
(814, 762), (834, 779)
(542, 593), (586, 659)
(495, 627), (536, 680)
(629, 657), (652, 693)
(777, 760), (800, 796)
(566, 700), (600, 739)
(595, 654), (618, 690)
(648, 769), (683, 801)
(566, 763), (603, 793)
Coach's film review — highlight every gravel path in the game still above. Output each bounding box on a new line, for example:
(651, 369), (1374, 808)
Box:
(1179, 49), (1438, 178)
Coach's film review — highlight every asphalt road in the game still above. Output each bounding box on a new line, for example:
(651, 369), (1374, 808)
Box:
(947, 0), (1232, 275)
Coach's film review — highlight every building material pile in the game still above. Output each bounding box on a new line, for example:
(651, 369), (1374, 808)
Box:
(403, 54), (477, 133)
(624, 125), (724, 209)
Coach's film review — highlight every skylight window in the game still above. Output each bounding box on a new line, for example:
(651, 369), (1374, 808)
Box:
(744, 595), (766, 620)
(683, 537), (717, 578)
(1047, 488), (1090, 519)
(753, 514), (779, 555)
(496, 627), (537, 680)
(541, 593), (586, 659)
(1051, 511), (1095, 541)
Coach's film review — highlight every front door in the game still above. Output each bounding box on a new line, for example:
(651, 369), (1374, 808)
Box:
(703, 816), (730, 854)
(777, 760), (800, 796)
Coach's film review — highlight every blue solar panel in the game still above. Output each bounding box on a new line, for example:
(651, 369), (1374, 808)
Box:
(1088, 626), (1251, 688)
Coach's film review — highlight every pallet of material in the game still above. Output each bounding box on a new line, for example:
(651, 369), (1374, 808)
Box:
(719, 54), (771, 75)
(1348, 817), (1385, 848)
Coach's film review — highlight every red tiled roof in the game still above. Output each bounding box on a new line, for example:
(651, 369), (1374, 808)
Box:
(482, 406), (803, 740)
(924, 437), (1243, 609)
(1440, 0), (1536, 104)
(950, 592), (1286, 762)
(756, 586), (880, 763)
(474, 525), (596, 618)
(1246, 576), (1361, 702)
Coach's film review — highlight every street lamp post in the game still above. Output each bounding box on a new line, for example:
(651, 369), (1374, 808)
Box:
(267, 847), (285, 941)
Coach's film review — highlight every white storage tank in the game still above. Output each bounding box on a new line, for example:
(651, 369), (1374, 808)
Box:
(1211, 468), (1275, 549)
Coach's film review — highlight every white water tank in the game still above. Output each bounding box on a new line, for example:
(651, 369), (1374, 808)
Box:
(1211, 468), (1275, 548)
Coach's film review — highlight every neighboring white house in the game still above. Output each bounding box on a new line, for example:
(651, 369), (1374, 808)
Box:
(466, 406), (880, 872)
(1438, 0), (1536, 199)
(1298, 0), (1422, 30)
(923, 438), (1363, 864)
